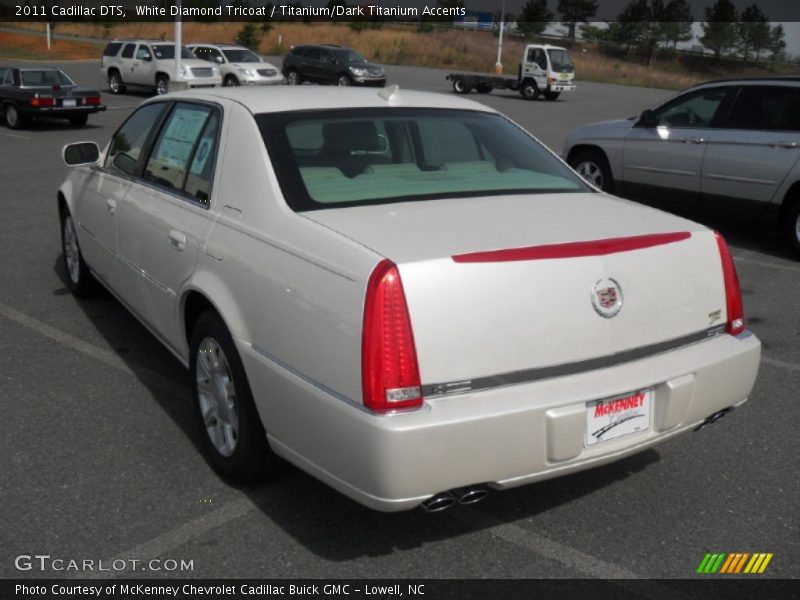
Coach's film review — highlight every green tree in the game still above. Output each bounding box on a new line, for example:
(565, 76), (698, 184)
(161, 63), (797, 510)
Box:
(235, 23), (261, 51)
(768, 24), (787, 67)
(517, 0), (553, 37)
(581, 24), (608, 44)
(736, 4), (770, 65)
(608, 0), (651, 54)
(701, 0), (738, 62)
(557, 0), (598, 43)
(661, 0), (693, 49)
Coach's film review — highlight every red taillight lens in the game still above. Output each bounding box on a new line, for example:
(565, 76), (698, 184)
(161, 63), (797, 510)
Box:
(361, 259), (422, 412)
(714, 231), (745, 336)
(85, 96), (101, 106)
(30, 95), (54, 108)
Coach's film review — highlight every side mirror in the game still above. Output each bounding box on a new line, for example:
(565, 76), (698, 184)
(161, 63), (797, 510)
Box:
(215, 56), (224, 64)
(638, 109), (657, 128)
(63, 142), (100, 167)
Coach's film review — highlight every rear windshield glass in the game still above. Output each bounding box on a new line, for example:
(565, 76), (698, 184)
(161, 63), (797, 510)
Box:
(152, 45), (195, 59)
(547, 49), (573, 72)
(257, 108), (589, 211)
(20, 70), (74, 86)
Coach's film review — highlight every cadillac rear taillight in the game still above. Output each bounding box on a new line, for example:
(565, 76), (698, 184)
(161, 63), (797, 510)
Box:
(714, 231), (745, 336)
(85, 96), (102, 105)
(361, 259), (422, 412)
(30, 95), (54, 108)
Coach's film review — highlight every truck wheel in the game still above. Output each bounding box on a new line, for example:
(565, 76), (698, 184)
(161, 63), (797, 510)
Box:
(108, 70), (125, 94)
(452, 78), (471, 94)
(570, 149), (614, 193)
(156, 74), (169, 96)
(477, 83), (492, 94)
(782, 200), (800, 258)
(544, 91), (561, 101)
(521, 81), (539, 101)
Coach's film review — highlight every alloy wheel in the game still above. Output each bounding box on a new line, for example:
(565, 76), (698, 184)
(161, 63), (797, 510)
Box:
(196, 337), (239, 458)
(575, 161), (604, 188)
(63, 215), (81, 284)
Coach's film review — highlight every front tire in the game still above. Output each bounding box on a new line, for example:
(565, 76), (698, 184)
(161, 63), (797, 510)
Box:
(190, 310), (279, 483)
(570, 149), (615, 193)
(108, 70), (125, 94)
(286, 69), (301, 85)
(155, 74), (169, 96)
(452, 77), (471, 94)
(60, 209), (99, 298)
(337, 73), (352, 86)
(521, 81), (539, 101)
(782, 200), (800, 258)
(223, 74), (240, 87)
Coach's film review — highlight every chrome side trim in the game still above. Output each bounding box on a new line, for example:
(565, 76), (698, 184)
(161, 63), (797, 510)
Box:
(421, 326), (726, 399)
(626, 165), (695, 177)
(703, 173), (775, 186)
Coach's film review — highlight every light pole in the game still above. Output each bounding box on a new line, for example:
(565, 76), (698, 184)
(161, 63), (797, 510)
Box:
(174, 0), (182, 85)
(495, 0), (505, 73)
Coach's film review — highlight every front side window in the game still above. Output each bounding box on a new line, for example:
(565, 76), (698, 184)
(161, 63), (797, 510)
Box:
(222, 48), (260, 63)
(135, 45), (152, 61)
(725, 86), (800, 131)
(106, 102), (167, 176)
(258, 108), (589, 211)
(335, 49), (367, 64)
(533, 49), (547, 70)
(653, 88), (730, 129)
(143, 103), (219, 204)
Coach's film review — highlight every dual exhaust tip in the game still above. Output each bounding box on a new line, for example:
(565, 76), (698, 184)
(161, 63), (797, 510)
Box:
(421, 486), (489, 513)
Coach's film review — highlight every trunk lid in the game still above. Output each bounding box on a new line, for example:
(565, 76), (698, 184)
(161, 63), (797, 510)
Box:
(304, 194), (726, 385)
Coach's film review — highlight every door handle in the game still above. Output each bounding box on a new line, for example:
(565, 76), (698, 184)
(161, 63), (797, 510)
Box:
(168, 230), (186, 251)
(680, 137), (705, 144)
(106, 199), (116, 214)
(769, 141), (798, 149)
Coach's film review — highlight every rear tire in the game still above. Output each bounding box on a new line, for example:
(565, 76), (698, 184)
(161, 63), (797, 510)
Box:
(60, 208), (99, 298)
(155, 74), (169, 96)
(5, 104), (26, 129)
(521, 81), (539, 101)
(782, 200), (800, 259)
(69, 114), (88, 127)
(570, 149), (614, 193)
(452, 78), (471, 94)
(190, 310), (281, 483)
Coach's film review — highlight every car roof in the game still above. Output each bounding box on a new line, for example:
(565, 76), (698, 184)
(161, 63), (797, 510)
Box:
(691, 76), (800, 89)
(154, 86), (498, 115)
(190, 43), (246, 49)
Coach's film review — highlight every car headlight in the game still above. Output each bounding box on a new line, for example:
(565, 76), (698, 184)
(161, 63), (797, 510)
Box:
(349, 67), (368, 76)
(212, 66), (220, 76)
(179, 65), (190, 78)
(237, 68), (255, 78)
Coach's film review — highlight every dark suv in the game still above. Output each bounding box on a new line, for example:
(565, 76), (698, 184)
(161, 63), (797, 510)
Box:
(282, 45), (386, 87)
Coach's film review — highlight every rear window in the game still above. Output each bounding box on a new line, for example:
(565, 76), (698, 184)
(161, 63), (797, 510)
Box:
(121, 43), (135, 59)
(257, 108), (589, 211)
(103, 42), (122, 57)
(726, 85), (800, 131)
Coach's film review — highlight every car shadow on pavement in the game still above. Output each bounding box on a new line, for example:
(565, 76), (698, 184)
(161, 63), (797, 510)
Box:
(53, 255), (662, 561)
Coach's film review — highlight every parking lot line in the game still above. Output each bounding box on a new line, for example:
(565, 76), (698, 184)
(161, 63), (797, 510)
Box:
(69, 497), (257, 579)
(762, 356), (800, 372)
(0, 131), (30, 140)
(0, 300), (186, 399)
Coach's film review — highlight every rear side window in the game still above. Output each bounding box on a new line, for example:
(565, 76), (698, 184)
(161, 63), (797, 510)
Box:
(304, 48), (322, 61)
(121, 43), (135, 59)
(107, 103), (167, 176)
(726, 86), (800, 131)
(143, 103), (219, 205)
(0, 68), (9, 86)
(103, 42), (122, 57)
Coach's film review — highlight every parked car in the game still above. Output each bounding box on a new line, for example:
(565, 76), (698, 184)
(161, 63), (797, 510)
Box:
(0, 66), (105, 129)
(562, 77), (800, 256)
(58, 87), (760, 512)
(188, 43), (283, 87)
(282, 44), (386, 87)
(100, 39), (221, 95)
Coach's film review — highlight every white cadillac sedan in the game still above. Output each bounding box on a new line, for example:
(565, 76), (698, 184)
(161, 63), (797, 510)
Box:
(58, 87), (760, 512)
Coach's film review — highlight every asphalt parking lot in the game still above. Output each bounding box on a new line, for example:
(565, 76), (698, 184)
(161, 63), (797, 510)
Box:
(2, 58), (799, 582)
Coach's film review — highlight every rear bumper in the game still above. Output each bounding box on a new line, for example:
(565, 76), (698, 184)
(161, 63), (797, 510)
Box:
(21, 105), (106, 117)
(241, 330), (760, 511)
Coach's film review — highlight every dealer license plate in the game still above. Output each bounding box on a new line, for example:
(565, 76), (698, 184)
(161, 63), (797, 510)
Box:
(585, 388), (652, 447)
(62, 99), (77, 107)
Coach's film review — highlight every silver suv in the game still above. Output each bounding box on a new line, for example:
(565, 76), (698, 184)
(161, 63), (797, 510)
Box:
(101, 39), (222, 95)
(562, 77), (800, 256)
(188, 43), (283, 87)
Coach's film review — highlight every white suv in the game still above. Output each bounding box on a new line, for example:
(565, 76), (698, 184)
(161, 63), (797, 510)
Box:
(188, 43), (283, 87)
(562, 78), (800, 256)
(101, 39), (222, 95)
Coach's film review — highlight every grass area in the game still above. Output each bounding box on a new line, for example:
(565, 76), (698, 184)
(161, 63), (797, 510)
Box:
(3, 22), (799, 90)
(0, 30), (101, 60)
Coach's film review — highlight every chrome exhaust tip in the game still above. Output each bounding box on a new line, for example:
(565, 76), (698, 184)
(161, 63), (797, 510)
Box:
(455, 487), (489, 505)
(421, 492), (456, 513)
(694, 408), (731, 432)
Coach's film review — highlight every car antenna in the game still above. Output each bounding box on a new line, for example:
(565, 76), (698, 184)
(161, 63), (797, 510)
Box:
(378, 84), (399, 103)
